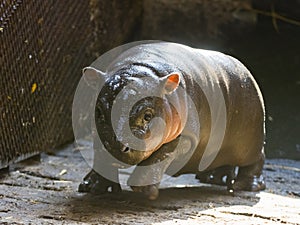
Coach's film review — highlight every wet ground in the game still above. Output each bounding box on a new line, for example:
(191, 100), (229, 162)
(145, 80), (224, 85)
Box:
(0, 144), (299, 224)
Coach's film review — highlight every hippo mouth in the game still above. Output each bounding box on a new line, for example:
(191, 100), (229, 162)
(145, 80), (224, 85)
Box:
(108, 143), (156, 166)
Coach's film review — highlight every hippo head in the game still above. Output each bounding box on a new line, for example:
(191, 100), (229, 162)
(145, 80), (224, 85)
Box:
(83, 64), (184, 165)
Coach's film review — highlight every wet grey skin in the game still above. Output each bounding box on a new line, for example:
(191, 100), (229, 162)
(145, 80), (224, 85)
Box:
(78, 42), (266, 200)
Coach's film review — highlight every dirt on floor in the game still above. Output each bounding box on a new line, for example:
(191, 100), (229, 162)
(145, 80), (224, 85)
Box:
(0, 144), (299, 225)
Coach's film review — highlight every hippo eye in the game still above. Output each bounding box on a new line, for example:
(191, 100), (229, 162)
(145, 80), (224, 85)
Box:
(143, 111), (153, 122)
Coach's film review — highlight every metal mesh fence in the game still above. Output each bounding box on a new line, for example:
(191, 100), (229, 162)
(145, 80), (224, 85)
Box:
(0, 0), (94, 167)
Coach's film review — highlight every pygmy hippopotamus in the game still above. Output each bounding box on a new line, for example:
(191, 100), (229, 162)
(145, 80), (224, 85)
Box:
(78, 42), (266, 200)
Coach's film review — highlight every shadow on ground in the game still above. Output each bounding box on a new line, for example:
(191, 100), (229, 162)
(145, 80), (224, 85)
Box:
(1, 146), (299, 224)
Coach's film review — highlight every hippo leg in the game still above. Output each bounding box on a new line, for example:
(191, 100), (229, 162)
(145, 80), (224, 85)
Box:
(233, 154), (266, 191)
(78, 169), (121, 194)
(128, 138), (181, 200)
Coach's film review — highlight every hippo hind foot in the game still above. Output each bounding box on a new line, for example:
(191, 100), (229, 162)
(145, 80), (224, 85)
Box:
(78, 169), (121, 194)
(233, 174), (265, 192)
(196, 165), (236, 187)
(233, 156), (266, 192)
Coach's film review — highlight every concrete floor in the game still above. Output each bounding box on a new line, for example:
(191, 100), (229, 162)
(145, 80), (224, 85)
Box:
(0, 144), (299, 224)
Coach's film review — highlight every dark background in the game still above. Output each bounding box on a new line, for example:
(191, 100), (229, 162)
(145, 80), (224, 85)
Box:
(136, 0), (300, 160)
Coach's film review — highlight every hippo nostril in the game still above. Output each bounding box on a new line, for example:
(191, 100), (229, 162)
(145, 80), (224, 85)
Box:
(121, 146), (130, 153)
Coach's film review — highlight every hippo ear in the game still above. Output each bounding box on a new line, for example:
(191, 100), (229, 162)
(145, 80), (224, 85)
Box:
(82, 67), (106, 89)
(161, 72), (181, 94)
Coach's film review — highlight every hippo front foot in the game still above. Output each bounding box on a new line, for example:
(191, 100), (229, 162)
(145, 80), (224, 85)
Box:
(131, 184), (160, 200)
(78, 169), (121, 194)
